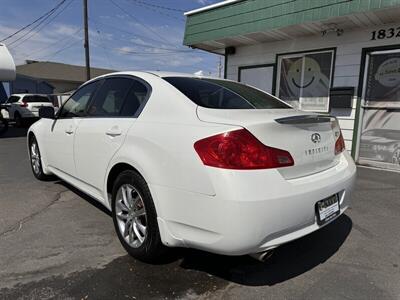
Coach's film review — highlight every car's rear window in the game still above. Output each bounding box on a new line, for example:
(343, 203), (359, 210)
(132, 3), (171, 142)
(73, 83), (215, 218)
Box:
(23, 95), (51, 103)
(7, 96), (20, 103)
(163, 77), (290, 109)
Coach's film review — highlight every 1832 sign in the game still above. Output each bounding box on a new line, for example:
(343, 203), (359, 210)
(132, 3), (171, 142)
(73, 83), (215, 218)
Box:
(371, 28), (400, 40)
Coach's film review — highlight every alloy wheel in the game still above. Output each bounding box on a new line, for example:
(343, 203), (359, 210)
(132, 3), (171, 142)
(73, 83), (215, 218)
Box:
(392, 148), (400, 165)
(30, 141), (41, 175)
(115, 184), (147, 248)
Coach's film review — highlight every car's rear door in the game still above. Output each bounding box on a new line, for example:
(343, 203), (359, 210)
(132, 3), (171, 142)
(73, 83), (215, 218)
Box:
(45, 81), (100, 177)
(74, 76), (150, 200)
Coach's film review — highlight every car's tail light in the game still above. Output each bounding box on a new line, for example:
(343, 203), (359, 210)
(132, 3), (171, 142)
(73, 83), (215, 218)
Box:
(335, 131), (345, 155)
(194, 129), (294, 169)
(332, 118), (345, 155)
(20, 101), (28, 108)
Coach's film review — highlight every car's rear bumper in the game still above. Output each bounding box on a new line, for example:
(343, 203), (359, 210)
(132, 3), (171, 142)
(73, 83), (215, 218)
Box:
(152, 151), (356, 256)
(21, 111), (39, 118)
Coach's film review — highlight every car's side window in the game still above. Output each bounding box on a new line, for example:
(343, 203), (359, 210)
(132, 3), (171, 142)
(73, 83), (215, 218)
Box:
(120, 80), (149, 117)
(7, 96), (20, 103)
(23, 96), (32, 102)
(87, 78), (133, 117)
(59, 81), (100, 118)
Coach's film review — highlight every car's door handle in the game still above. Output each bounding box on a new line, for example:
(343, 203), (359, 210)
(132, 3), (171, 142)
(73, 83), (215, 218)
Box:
(105, 126), (122, 137)
(65, 126), (74, 135)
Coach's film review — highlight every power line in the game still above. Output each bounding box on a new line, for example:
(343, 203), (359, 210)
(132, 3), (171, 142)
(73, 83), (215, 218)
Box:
(91, 21), (114, 69)
(0, 0), (67, 43)
(17, 27), (83, 58)
(89, 21), (194, 52)
(125, 0), (185, 22)
(9, 0), (74, 49)
(128, 0), (185, 13)
(108, 0), (177, 48)
(91, 18), (177, 47)
(113, 46), (200, 56)
(36, 38), (83, 60)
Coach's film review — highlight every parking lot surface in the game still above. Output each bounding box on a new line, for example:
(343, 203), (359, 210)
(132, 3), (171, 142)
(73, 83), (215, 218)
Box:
(0, 129), (399, 300)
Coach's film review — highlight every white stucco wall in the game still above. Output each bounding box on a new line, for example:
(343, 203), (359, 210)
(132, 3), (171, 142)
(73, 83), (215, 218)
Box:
(226, 22), (400, 153)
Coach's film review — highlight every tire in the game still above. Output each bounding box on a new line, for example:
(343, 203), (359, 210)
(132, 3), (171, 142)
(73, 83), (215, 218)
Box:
(29, 135), (52, 181)
(392, 147), (400, 165)
(15, 112), (23, 128)
(112, 170), (166, 262)
(0, 117), (8, 135)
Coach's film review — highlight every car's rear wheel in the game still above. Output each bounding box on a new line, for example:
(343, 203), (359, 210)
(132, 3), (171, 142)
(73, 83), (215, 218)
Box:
(29, 135), (52, 181)
(112, 170), (165, 262)
(14, 112), (23, 127)
(0, 117), (8, 135)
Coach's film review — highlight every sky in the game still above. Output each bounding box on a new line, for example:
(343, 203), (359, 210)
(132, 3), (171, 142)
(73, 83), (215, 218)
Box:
(0, 0), (222, 75)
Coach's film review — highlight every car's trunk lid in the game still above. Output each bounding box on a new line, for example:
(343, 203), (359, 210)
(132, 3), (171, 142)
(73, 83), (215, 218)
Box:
(26, 102), (53, 112)
(197, 107), (340, 179)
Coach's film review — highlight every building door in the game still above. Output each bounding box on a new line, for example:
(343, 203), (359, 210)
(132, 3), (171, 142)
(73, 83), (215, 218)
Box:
(357, 49), (400, 171)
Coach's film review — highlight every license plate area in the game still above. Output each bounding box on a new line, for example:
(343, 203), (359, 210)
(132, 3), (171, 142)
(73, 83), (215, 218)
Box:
(315, 194), (340, 225)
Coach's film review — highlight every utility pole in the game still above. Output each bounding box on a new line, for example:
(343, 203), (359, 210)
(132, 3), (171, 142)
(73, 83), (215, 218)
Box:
(218, 56), (222, 78)
(83, 0), (91, 80)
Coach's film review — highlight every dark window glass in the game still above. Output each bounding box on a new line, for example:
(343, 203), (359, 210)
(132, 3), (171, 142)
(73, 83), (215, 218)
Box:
(7, 96), (20, 103)
(164, 77), (289, 109)
(59, 81), (100, 118)
(120, 80), (149, 117)
(24, 95), (51, 103)
(88, 78), (133, 117)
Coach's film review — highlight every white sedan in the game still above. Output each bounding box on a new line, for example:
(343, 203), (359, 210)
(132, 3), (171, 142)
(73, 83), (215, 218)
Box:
(27, 72), (356, 262)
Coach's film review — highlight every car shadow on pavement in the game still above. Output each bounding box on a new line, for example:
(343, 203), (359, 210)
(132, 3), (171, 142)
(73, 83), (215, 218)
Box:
(179, 214), (352, 286)
(0, 125), (28, 138)
(55, 181), (112, 217)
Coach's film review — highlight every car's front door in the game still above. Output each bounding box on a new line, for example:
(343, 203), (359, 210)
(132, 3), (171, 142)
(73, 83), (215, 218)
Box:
(74, 76), (150, 201)
(46, 81), (100, 177)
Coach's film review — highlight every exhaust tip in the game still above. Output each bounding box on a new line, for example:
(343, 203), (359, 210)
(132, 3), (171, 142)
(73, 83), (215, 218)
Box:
(249, 250), (274, 262)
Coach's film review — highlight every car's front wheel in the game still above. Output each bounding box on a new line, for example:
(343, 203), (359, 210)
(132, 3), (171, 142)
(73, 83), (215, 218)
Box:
(29, 135), (52, 181)
(392, 147), (400, 165)
(112, 170), (165, 262)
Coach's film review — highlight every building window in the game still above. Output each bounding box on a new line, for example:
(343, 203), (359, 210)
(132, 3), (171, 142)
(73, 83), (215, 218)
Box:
(276, 49), (335, 112)
(238, 64), (274, 94)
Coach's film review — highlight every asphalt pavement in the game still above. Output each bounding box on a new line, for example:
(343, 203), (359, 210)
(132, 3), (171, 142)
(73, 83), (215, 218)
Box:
(0, 127), (399, 300)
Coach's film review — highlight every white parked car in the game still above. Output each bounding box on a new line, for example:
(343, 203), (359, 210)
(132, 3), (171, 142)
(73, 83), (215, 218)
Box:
(5, 94), (53, 127)
(27, 72), (356, 262)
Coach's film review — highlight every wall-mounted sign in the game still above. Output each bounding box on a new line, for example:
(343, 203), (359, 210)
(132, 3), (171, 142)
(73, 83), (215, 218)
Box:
(370, 27), (400, 41)
(365, 53), (400, 108)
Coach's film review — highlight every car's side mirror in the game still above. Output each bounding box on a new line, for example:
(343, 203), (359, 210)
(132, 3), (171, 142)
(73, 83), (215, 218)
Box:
(39, 106), (55, 119)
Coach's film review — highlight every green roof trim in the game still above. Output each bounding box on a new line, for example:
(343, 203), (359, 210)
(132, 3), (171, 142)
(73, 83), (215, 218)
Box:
(184, 0), (400, 46)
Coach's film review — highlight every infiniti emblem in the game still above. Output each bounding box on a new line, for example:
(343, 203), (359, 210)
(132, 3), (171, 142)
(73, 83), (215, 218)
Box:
(311, 133), (321, 144)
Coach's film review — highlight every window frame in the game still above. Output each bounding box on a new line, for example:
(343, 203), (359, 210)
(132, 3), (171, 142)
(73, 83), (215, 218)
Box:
(164, 76), (290, 110)
(56, 75), (152, 120)
(85, 75), (152, 119)
(275, 47), (336, 113)
(238, 63), (276, 95)
(23, 95), (51, 103)
(7, 95), (20, 103)
(56, 79), (103, 119)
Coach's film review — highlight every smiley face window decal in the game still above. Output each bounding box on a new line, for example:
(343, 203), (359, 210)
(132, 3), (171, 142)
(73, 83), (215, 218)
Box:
(277, 50), (334, 112)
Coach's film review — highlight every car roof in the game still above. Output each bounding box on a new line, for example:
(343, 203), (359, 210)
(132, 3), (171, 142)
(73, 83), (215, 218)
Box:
(84, 71), (229, 86)
(10, 93), (49, 97)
